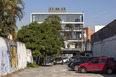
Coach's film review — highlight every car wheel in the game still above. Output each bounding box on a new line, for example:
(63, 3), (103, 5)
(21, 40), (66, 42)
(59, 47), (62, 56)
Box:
(80, 67), (87, 73)
(107, 68), (113, 74)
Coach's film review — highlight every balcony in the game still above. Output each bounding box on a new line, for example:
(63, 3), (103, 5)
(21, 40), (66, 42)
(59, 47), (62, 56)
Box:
(61, 27), (83, 32)
(61, 29), (82, 32)
(61, 22), (84, 24)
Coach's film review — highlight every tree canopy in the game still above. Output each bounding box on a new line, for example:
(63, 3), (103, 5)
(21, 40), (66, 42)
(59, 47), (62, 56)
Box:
(44, 15), (62, 30)
(17, 15), (63, 58)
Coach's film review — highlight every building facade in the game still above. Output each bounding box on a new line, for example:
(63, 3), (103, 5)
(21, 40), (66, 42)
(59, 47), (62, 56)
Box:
(84, 27), (93, 41)
(91, 19), (116, 59)
(84, 27), (93, 51)
(31, 7), (85, 54)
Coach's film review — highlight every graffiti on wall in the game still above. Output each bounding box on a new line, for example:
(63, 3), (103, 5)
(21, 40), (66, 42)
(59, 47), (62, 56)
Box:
(0, 37), (29, 76)
(0, 50), (10, 75)
(10, 45), (18, 70)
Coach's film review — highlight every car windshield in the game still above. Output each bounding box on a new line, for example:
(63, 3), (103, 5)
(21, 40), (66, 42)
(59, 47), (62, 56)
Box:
(70, 56), (76, 61)
(76, 57), (85, 62)
(63, 58), (67, 59)
(55, 58), (62, 60)
(75, 57), (95, 63)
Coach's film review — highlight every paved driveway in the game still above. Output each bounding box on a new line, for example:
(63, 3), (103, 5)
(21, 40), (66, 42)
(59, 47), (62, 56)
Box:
(4, 64), (116, 77)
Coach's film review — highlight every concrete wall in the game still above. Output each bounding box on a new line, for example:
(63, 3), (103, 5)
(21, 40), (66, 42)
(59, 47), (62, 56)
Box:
(26, 49), (33, 63)
(91, 19), (116, 60)
(0, 37), (33, 76)
(0, 37), (10, 76)
(92, 35), (116, 60)
(17, 42), (27, 70)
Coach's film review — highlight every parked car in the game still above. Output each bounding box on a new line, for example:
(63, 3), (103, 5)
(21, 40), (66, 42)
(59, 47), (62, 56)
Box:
(78, 57), (116, 74)
(63, 57), (69, 63)
(53, 57), (63, 65)
(68, 56), (96, 71)
(69, 55), (82, 63)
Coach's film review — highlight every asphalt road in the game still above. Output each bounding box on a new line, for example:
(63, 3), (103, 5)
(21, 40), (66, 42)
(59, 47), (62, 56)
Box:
(3, 64), (116, 77)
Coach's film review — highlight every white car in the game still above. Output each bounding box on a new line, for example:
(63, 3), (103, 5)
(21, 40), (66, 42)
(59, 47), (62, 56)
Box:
(53, 57), (63, 65)
(63, 57), (69, 63)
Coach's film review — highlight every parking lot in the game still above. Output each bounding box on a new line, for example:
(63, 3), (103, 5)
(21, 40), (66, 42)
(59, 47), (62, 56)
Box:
(4, 64), (116, 77)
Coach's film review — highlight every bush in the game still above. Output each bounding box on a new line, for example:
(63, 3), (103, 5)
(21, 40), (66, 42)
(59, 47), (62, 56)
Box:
(27, 61), (40, 68)
(27, 62), (35, 67)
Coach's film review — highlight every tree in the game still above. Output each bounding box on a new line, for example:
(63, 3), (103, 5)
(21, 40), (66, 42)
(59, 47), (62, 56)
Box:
(17, 22), (41, 62)
(65, 24), (73, 30)
(44, 15), (62, 30)
(17, 20), (63, 65)
(44, 15), (63, 58)
(0, 0), (24, 40)
(64, 24), (73, 40)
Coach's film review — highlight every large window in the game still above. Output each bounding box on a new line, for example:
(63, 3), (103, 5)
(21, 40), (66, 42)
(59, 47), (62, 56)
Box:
(32, 14), (83, 22)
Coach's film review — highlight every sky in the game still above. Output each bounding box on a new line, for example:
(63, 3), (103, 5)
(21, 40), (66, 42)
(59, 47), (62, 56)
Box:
(17, 0), (116, 31)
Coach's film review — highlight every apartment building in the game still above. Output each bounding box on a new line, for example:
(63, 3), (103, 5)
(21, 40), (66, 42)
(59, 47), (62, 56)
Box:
(31, 7), (85, 54)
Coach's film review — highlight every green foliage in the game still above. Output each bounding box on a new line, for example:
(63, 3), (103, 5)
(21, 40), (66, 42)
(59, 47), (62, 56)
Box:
(27, 61), (38, 67)
(27, 62), (35, 67)
(65, 24), (73, 29)
(0, 29), (2, 32)
(0, 0), (24, 37)
(63, 24), (74, 40)
(44, 15), (62, 30)
(17, 15), (63, 58)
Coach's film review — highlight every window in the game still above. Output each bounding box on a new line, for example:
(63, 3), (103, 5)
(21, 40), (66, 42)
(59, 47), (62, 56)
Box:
(33, 15), (35, 21)
(100, 59), (107, 63)
(91, 59), (99, 64)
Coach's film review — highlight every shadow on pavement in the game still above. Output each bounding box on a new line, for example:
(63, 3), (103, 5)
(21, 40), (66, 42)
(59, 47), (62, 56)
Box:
(75, 71), (116, 77)
(41, 65), (53, 67)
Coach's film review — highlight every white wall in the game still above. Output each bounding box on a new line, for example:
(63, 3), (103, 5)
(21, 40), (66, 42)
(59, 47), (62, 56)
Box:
(26, 49), (33, 63)
(0, 37), (33, 76)
(0, 37), (10, 76)
(94, 25), (105, 32)
(17, 42), (27, 69)
(92, 35), (116, 60)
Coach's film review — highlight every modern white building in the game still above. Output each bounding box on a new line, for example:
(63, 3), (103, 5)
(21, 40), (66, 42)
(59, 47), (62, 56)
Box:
(31, 7), (85, 54)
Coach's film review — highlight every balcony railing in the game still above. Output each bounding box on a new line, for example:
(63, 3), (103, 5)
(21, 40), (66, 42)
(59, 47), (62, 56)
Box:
(60, 29), (82, 32)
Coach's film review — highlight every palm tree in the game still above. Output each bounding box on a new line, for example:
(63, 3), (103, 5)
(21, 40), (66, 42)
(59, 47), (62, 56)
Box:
(0, 0), (24, 41)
